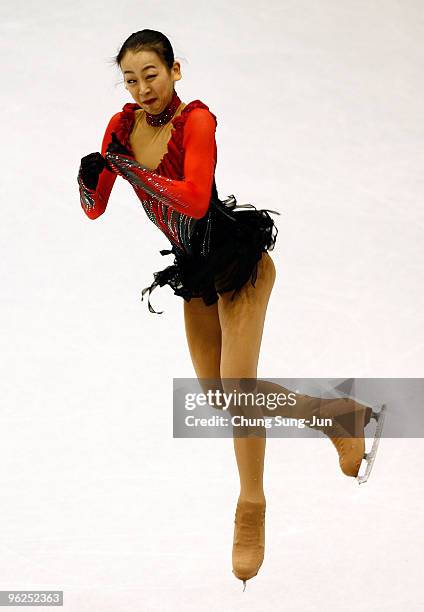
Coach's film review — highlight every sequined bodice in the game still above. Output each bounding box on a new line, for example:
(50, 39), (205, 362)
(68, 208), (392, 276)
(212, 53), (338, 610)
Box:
(78, 98), (220, 256)
(129, 102), (186, 171)
(112, 99), (216, 254)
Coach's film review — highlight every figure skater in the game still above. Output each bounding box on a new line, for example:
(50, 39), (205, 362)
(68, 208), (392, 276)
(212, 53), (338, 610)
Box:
(77, 29), (386, 591)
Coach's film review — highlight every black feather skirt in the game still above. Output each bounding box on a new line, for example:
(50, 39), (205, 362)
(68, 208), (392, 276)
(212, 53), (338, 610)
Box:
(141, 186), (280, 315)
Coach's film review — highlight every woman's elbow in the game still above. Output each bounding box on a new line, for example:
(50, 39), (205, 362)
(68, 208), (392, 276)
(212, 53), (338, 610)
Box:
(188, 183), (212, 219)
(195, 200), (210, 219)
(81, 202), (104, 220)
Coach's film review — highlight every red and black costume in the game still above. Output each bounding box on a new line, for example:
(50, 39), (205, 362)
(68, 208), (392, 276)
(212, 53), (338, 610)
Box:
(78, 91), (280, 313)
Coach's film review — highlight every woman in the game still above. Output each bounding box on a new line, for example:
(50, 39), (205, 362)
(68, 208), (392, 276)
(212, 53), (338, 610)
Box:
(77, 29), (385, 590)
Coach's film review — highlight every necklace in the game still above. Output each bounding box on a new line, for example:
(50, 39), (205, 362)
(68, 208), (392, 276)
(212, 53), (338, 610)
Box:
(145, 90), (182, 127)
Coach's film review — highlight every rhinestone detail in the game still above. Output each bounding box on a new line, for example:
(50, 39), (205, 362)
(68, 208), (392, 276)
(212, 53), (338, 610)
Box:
(77, 173), (95, 212)
(145, 90), (182, 127)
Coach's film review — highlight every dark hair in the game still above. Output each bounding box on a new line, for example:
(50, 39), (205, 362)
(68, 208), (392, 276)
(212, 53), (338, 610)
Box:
(113, 29), (175, 71)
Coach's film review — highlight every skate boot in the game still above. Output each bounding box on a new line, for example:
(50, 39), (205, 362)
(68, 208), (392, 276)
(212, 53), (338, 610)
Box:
(232, 498), (266, 591)
(292, 395), (386, 483)
(327, 401), (386, 484)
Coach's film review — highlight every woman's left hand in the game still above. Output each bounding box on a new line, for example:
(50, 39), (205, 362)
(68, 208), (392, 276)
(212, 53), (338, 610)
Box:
(107, 132), (132, 156)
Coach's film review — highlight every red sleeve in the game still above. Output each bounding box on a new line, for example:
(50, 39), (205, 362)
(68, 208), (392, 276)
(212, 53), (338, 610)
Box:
(78, 113), (120, 220)
(104, 108), (217, 220)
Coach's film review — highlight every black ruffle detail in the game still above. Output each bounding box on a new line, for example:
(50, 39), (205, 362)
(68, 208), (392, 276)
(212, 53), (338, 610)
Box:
(140, 191), (281, 315)
(140, 249), (191, 314)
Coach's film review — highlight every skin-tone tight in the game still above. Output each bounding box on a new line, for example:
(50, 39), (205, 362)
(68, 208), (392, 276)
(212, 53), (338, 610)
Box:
(184, 251), (370, 503)
(183, 251), (277, 504)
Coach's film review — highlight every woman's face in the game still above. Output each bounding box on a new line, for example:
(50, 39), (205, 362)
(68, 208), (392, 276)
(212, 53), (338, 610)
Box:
(121, 49), (181, 114)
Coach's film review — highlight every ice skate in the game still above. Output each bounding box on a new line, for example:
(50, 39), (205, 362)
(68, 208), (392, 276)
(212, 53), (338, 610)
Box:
(232, 498), (266, 590)
(267, 389), (387, 483)
(306, 398), (387, 483)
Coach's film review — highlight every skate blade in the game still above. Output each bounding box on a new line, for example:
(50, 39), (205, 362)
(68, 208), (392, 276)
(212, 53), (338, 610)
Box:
(356, 403), (387, 485)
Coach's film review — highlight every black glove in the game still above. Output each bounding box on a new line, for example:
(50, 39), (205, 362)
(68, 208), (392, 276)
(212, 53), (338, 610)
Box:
(106, 132), (132, 156)
(79, 152), (107, 190)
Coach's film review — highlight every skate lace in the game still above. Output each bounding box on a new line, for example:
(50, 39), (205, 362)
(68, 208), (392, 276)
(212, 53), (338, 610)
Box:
(308, 400), (368, 476)
(322, 418), (351, 440)
(234, 506), (265, 546)
(319, 399), (367, 439)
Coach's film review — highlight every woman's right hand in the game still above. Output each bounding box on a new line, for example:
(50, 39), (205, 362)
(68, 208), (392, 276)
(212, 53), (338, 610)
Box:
(79, 152), (108, 190)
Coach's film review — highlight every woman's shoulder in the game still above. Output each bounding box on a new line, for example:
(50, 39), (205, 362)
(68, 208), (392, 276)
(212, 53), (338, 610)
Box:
(105, 103), (140, 146)
(177, 100), (218, 127)
(103, 105), (135, 135)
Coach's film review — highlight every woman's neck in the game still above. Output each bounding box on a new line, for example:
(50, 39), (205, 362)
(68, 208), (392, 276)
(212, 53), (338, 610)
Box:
(145, 90), (182, 127)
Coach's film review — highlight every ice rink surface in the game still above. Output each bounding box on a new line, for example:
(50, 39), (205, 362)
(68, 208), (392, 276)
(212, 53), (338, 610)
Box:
(1, 0), (423, 610)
